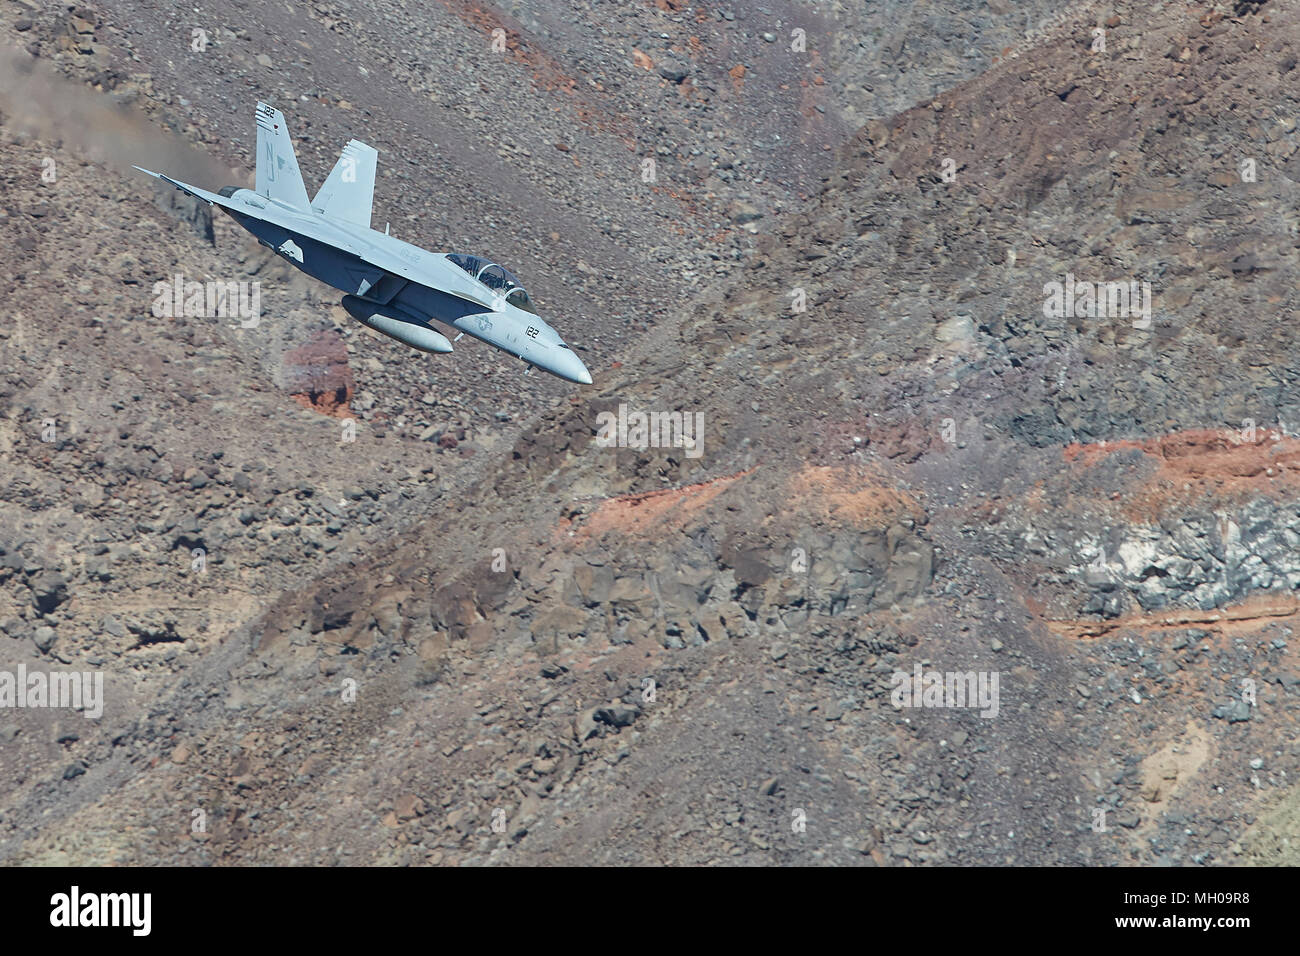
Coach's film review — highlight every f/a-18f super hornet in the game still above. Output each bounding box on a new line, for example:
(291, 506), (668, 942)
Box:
(135, 102), (592, 384)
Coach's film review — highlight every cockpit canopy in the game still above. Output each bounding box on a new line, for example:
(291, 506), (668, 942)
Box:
(445, 253), (536, 313)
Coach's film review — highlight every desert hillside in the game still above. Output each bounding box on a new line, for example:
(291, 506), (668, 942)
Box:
(1, 0), (1297, 865)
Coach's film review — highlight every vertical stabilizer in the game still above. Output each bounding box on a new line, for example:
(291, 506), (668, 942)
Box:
(254, 102), (311, 209)
(311, 140), (378, 227)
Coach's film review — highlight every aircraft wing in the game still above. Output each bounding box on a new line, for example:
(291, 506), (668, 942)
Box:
(133, 166), (239, 211)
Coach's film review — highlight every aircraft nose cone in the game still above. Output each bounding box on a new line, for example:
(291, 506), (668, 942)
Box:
(555, 347), (592, 385)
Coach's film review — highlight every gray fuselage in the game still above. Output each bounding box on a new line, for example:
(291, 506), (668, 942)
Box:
(213, 188), (590, 383)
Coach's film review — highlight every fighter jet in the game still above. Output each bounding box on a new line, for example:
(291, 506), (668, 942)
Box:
(135, 102), (592, 384)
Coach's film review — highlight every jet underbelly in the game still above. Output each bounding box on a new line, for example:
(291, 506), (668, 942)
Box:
(224, 213), (414, 301)
(222, 214), (354, 292)
(397, 283), (496, 327)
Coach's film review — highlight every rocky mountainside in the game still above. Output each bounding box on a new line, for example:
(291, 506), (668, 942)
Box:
(1, 0), (1297, 865)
